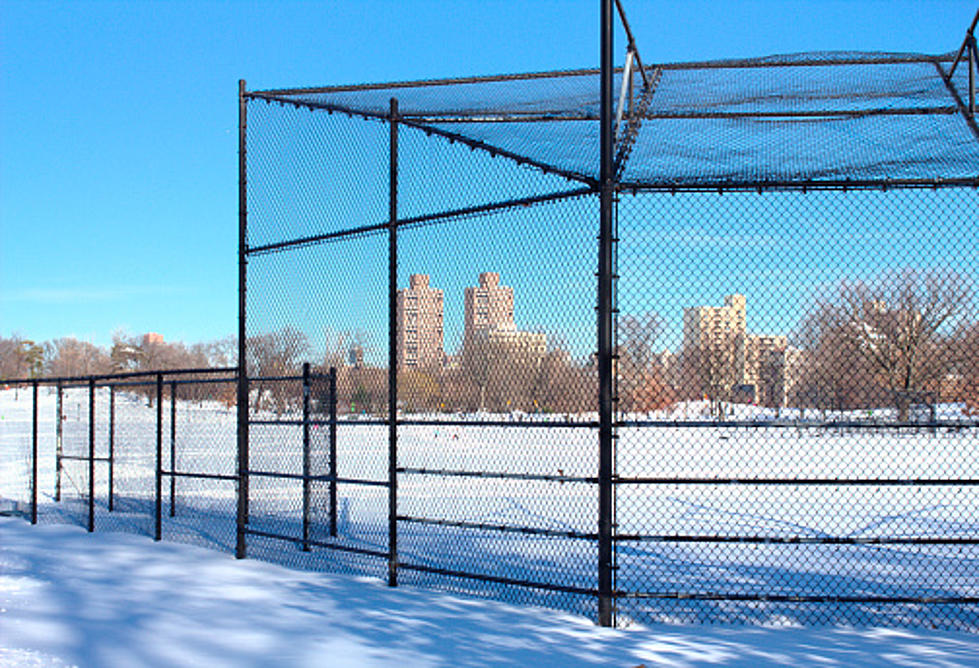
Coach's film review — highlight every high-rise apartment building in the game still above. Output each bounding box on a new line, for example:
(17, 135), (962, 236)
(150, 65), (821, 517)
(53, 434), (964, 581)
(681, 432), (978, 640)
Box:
(463, 272), (514, 347)
(396, 274), (444, 369)
(682, 294), (798, 406)
(682, 294), (747, 351)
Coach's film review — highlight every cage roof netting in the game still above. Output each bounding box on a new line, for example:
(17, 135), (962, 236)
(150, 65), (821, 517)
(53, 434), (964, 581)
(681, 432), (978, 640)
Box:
(251, 51), (979, 189)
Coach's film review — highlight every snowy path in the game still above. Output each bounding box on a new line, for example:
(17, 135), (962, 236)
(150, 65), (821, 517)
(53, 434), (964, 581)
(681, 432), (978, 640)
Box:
(2, 518), (979, 667)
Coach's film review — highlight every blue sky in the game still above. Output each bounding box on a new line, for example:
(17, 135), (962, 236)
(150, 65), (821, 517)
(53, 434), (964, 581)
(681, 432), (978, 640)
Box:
(1, 0), (976, 352)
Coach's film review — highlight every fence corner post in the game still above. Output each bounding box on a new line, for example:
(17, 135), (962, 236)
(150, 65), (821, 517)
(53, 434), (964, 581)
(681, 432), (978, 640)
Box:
(597, 0), (616, 627)
(387, 96), (400, 587)
(236, 77), (250, 560)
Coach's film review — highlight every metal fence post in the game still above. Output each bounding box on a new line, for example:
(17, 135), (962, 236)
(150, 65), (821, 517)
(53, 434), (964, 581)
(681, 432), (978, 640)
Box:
(155, 373), (163, 541)
(387, 96), (399, 587)
(329, 366), (338, 537)
(236, 78), (250, 560)
(170, 381), (177, 518)
(88, 377), (96, 533)
(597, 0), (616, 627)
(302, 362), (311, 551)
(55, 381), (63, 502)
(31, 380), (38, 525)
(108, 385), (115, 512)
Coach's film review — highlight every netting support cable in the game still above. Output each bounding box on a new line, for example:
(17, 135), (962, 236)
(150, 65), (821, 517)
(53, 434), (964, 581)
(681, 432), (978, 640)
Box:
(969, 34), (977, 116)
(613, 49), (635, 140)
(597, 0), (616, 629)
(236, 79), (249, 560)
(387, 96), (400, 589)
(935, 59), (979, 142)
(948, 9), (979, 79)
(614, 0), (649, 87)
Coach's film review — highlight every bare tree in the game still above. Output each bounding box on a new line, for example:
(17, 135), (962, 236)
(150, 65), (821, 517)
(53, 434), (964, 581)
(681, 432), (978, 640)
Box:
(248, 327), (311, 414)
(617, 312), (676, 413)
(44, 338), (112, 377)
(833, 269), (972, 420)
(0, 335), (44, 379)
(793, 303), (882, 415)
(680, 332), (740, 419)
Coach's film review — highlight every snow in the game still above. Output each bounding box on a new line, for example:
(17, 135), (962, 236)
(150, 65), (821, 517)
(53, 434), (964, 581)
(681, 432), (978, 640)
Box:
(3, 518), (979, 668)
(1, 385), (978, 633)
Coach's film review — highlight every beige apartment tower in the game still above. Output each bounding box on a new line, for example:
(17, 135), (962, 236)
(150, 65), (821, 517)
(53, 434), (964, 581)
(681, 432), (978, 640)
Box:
(682, 294), (797, 406)
(396, 274), (444, 369)
(463, 272), (514, 346)
(682, 294), (747, 351)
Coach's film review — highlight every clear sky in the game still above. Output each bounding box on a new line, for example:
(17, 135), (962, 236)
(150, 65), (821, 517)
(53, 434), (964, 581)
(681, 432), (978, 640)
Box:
(1, 0), (976, 351)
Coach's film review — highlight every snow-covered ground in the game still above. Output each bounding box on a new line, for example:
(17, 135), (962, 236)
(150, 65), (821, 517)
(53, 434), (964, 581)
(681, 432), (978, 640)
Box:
(1, 386), (978, 630)
(3, 518), (979, 668)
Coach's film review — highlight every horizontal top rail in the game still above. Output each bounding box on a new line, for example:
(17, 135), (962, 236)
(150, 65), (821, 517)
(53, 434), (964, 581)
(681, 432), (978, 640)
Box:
(616, 419), (978, 429)
(249, 53), (956, 97)
(0, 367), (239, 386)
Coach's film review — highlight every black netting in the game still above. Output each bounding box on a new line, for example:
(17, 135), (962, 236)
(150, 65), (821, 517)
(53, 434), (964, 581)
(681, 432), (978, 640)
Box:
(252, 51), (978, 187)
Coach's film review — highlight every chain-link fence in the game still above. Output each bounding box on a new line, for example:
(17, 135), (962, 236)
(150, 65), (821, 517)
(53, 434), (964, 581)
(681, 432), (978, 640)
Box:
(0, 370), (238, 545)
(3, 42), (978, 631)
(235, 44), (979, 631)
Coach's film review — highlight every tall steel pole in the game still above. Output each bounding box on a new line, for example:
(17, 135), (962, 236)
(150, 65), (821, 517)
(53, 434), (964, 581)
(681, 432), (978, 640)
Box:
(597, 0), (616, 628)
(301, 362), (312, 551)
(88, 377), (96, 533)
(31, 380), (38, 525)
(155, 373), (163, 541)
(236, 79), (250, 559)
(387, 97), (400, 588)
(108, 385), (115, 511)
(55, 382), (63, 502)
(169, 381), (177, 517)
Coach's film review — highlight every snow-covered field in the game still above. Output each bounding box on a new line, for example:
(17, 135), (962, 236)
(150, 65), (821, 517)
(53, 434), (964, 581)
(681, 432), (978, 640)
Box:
(4, 518), (979, 668)
(1, 386), (977, 630)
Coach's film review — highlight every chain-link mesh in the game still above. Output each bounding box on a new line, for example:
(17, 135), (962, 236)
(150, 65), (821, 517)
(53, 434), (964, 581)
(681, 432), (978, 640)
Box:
(0, 386), (34, 517)
(615, 188), (978, 629)
(2, 44), (977, 631)
(158, 374), (238, 551)
(239, 43), (979, 629)
(107, 383), (157, 537)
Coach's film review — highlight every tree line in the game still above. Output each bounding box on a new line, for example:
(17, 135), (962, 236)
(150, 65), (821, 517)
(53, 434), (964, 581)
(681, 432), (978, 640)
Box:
(4, 269), (976, 418)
